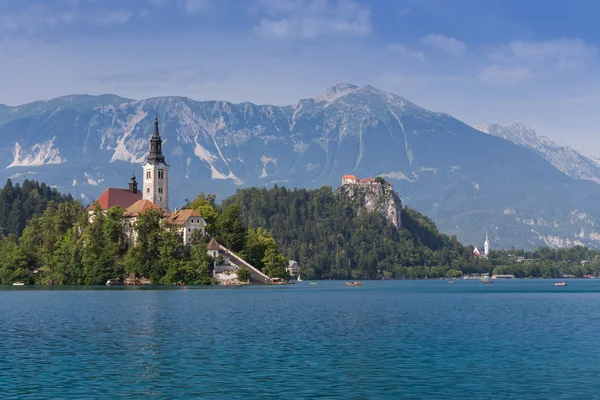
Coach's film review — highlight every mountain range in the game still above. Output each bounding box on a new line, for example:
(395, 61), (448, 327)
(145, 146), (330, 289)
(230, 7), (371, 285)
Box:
(1, 83), (600, 249)
(476, 123), (600, 186)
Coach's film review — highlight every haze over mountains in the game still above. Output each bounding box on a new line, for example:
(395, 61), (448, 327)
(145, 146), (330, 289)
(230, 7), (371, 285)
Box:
(476, 123), (600, 186)
(1, 83), (600, 249)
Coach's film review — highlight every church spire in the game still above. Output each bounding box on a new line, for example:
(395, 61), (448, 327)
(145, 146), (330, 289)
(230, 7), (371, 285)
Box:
(128, 170), (138, 194)
(484, 231), (490, 256)
(147, 115), (165, 164)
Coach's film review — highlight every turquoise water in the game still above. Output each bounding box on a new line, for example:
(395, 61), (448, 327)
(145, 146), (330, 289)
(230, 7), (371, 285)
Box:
(2, 280), (600, 399)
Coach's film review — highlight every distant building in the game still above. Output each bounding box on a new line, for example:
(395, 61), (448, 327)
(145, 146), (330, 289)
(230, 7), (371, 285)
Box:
(484, 231), (490, 256)
(287, 260), (299, 276)
(474, 232), (490, 258)
(207, 237), (221, 258)
(341, 174), (392, 188)
(142, 116), (169, 212)
(342, 174), (358, 184)
(87, 174), (142, 215)
(123, 199), (161, 245)
(168, 209), (207, 245)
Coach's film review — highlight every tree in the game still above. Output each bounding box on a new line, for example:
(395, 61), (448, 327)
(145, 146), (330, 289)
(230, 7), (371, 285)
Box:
(50, 228), (83, 284)
(215, 203), (246, 253)
(242, 227), (277, 269)
(446, 269), (463, 278)
(236, 267), (251, 282)
(126, 208), (164, 280)
(262, 247), (288, 279)
(188, 193), (219, 235)
(375, 176), (386, 185)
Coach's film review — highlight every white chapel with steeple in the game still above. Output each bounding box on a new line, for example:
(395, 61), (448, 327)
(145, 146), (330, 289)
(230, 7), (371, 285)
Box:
(89, 115), (208, 246)
(473, 231), (491, 258)
(142, 115), (169, 212)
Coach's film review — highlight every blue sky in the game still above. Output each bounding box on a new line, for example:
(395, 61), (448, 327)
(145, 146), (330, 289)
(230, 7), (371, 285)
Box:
(2, 0), (600, 154)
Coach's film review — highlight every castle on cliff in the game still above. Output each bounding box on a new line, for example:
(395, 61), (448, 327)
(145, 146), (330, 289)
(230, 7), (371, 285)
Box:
(341, 174), (393, 188)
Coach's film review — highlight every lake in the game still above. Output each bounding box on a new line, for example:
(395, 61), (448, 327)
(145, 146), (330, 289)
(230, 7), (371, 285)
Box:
(2, 280), (600, 399)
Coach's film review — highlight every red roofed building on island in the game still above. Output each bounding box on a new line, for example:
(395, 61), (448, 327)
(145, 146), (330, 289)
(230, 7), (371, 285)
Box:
(207, 237), (222, 258)
(88, 174), (142, 212)
(167, 209), (207, 245)
(89, 115), (207, 247)
(124, 199), (161, 217)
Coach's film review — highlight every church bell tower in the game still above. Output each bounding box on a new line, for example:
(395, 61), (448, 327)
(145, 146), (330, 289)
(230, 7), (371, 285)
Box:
(484, 231), (490, 256)
(142, 115), (169, 212)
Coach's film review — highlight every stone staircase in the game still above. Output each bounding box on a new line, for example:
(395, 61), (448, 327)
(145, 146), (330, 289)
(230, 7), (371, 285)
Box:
(219, 246), (272, 284)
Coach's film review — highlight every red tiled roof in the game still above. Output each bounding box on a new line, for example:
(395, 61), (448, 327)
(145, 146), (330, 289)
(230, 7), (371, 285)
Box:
(88, 188), (142, 210)
(124, 199), (161, 217)
(167, 209), (202, 225)
(342, 174), (358, 180)
(207, 237), (221, 250)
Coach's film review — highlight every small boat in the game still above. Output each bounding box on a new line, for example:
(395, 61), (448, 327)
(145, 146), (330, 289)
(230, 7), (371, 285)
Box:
(297, 274), (303, 282)
(554, 282), (567, 287)
(106, 279), (123, 286)
(310, 282), (318, 285)
(345, 281), (362, 286)
(448, 280), (454, 284)
(287, 281), (296, 285)
(12, 282), (24, 286)
(481, 278), (493, 284)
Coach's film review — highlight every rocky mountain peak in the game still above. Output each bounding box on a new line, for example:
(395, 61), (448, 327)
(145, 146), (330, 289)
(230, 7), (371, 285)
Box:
(314, 83), (359, 103)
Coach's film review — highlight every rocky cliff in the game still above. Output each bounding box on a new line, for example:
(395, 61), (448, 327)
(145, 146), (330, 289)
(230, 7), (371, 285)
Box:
(336, 182), (402, 229)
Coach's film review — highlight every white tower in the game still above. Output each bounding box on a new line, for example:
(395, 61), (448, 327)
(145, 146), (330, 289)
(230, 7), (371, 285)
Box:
(484, 231), (490, 256)
(142, 115), (169, 212)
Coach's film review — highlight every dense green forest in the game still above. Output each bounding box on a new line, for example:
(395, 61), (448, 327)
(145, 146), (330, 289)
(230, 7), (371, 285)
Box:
(222, 186), (480, 279)
(0, 179), (75, 237)
(2, 180), (600, 284)
(223, 186), (600, 279)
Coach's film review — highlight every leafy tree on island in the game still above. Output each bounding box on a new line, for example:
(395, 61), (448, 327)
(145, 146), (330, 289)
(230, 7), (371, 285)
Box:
(215, 203), (246, 253)
(262, 247), (288, 279)
(236, 267), (252, 282)
(187, 193), (219, 235)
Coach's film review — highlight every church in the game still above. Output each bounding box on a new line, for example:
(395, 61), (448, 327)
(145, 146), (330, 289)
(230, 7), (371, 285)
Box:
(89, 116), (207, 245)
(473, 232), (490, 258)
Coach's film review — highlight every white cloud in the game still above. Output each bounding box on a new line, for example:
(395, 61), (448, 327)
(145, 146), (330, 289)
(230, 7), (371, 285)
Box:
(387, 44), (425, 61)
(0, 4), (133, 38)
(489, 38), (596, 71)
(478, 65), (531, 84)
(180, 0), (211, 14)
(93, 10), (132, 26)
(254, 0), (371, 39)
(0, 5), (78, 37)
(420, 34), (466, 56)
